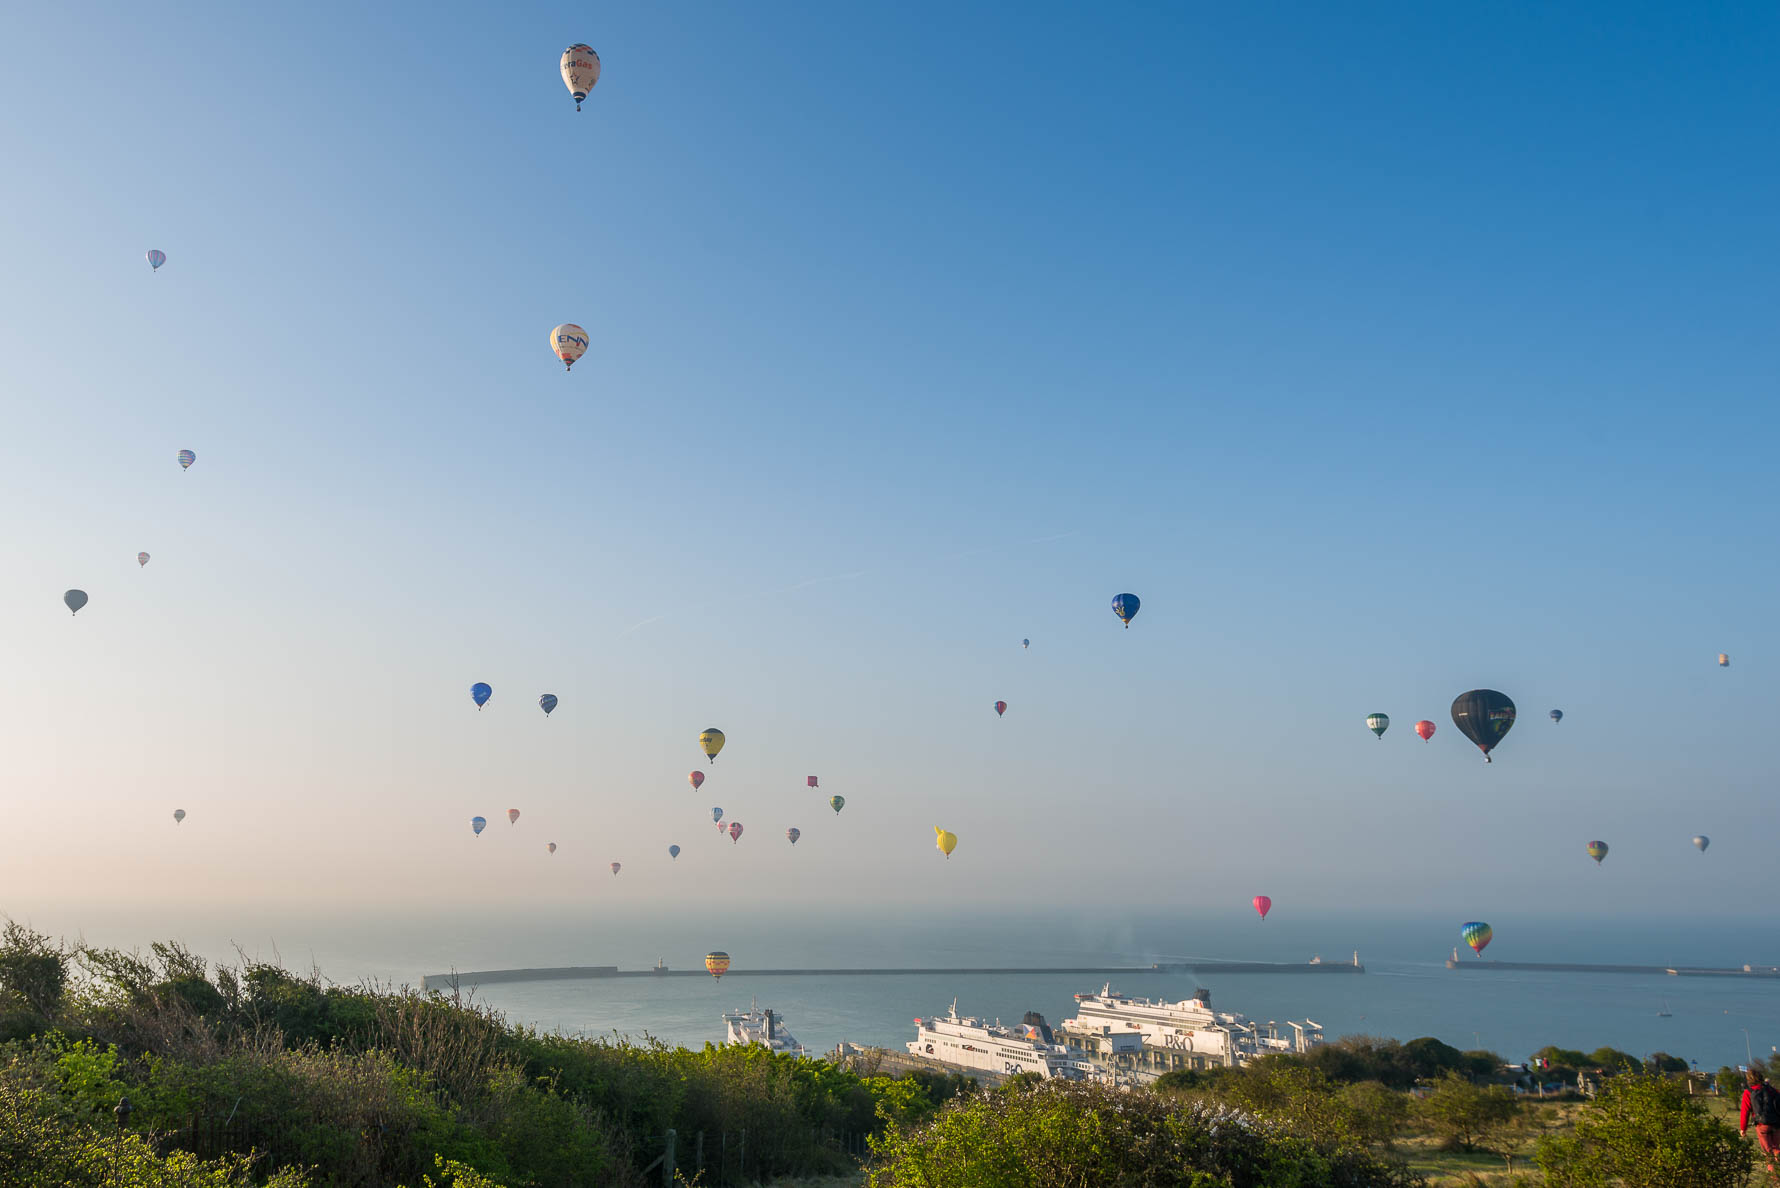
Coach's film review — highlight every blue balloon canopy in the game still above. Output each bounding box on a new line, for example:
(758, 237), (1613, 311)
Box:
(669, 844), (681, 859)
(470, 816), (487, 835)
(1112, 592), (1141, 627)
(471, 682), (492, 709)
(539, 693), (558, 716)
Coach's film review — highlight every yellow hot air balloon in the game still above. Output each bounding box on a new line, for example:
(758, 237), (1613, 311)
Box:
(550, 323), (589, 371)
(935, 826), (958, 859)
(705, 951), (731, 980)
(699, 728), (726, 763)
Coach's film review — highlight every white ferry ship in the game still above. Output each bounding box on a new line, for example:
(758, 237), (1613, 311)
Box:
(1058, 984), (1322, 1080)
(722, 999), (806, 1056)
(908, 1001), (1091, 1080)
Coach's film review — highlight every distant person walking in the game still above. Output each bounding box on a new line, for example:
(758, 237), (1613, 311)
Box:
(1740, 1069), (1780, 1183)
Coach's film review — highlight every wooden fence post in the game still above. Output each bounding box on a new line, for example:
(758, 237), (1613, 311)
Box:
(661, 1129), (675, 1186)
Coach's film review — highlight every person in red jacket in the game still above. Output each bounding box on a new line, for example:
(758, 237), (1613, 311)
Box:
(1741, 1069), (1780, 1182)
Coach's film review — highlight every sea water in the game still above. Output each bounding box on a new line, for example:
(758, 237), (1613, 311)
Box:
(20, 905), (1780, 1071)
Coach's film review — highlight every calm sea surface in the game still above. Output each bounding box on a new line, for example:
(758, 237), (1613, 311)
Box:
(25, 906), (1780, 1072)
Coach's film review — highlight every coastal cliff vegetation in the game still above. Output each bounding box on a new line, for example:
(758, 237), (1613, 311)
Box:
(0, 923), (1757, 1186)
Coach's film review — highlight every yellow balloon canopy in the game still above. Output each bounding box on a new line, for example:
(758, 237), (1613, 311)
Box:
(699, 728), (726, 761)
(934, 826), (958, 859)
(705, 951), (731, 980)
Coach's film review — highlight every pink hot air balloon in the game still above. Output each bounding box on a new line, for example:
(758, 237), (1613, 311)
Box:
(994, 701), (1007, 717)
(1414, 720), (1435, 742)
(728, 821), (743, 844)
(1253, 895), (1272, 921)
(807, 776), (819, 787)
(507, 809), (520, 825)
(689, 771), (705, 791)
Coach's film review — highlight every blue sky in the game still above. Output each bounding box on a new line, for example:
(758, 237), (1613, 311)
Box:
(2, 1), (1777, 927)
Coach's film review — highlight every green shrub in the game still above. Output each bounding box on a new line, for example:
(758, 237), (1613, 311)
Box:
(1537, 1072), (1753, 1188)
(866, 1078), (1421, 1188)
(1413, 1071), (1517, 1152)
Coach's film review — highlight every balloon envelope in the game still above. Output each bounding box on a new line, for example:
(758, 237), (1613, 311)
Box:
(786, 827), (800, 845)
(559, 44), (601, 109)
(1719, 653), (1730, 667)
(830, 795), (845, 814)
(1111, 593), (1140, 628)
(137, 552), (150, 567)
(1414, 720), (1435, 741)
(1460, 921), (1493, 955)
(471, 816), (486, 835)
(728, 822), (743, 843)
(172, 809), (186, 824)
(807, 776), (819, 787)
(1587, 840), (1609, 864)
(1549, 709), (1563, 723)
(712, 807), (723, 824)
(1366, 713), (1389, 738)
(935, 826), (958, 858)
(1693, 835), (1709, 852)
(547, 842), (557, 854)
(699, 728), (726, 761)
(507, 809), (520, 825)
(705, 952), (730, 980)
(689, 771), (706, 791)
(539, 694), (558, 716)
(669, 844), (680, 859)
(1022, 639), (1030, 649)
(63, 589), (88, 615)
(994, 701), (1007, 717)
(1450, 690), (1516, 761)
(610, 862), (621, 876)
(550, 323), (589, 370)
(471, 682), (492, 709)
(146, 249), (166, 271)
(177, 449), (195, 470)
(1253, 895), (1272, 920)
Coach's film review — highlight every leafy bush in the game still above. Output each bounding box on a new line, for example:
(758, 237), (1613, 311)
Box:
(1413, 1071), (1517, 1152)
(867, 1078), (1422, 1187)
(1536, 1072), (1753, 1187)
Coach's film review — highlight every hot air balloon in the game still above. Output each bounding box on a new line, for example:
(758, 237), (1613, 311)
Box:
(547, 842), (557, 854)
(705, 951), (731, 980)
(1414, 720), (1435, 741)
(1587, 840), (1608, 865)
(1451, 690), (1515, 762)
(830, 795), (845, 814)
(689, 771), (706, 792)
(1549, 709), (1563, 723)
(137, 552), (150, 567)
(146, 249), (166, 272)
(669, 844), (681, 859)
(507, 809), (520, 825)
(611, 862), (621, 876)
(1719, 653), (1730, 667)
(1253, 895), (1272, 921)
(177, 450), (195, 471)
(559, 44), (601, 111)
(712, 807), (723, 825)
(172, 809), (186, 824)
(1111, 593), (1140, 628)
(539, 694), (558, 716)
(471, 682), (492, 710)
(699, 728), (726, 762)
(471, 816), (487, 836)
(1366, 713), (1389, 739)
(807, 776), (819, 788)
(994, 701), (1007, 717)
(1460, 921), (1492, 955)
(1022, 639), (1030, 649)
(728, 822), (743, 844)
(63, 590), (88, 615)
(786, 827), (800, 845)
(550, 323), (589, 371)
(935, 827), (957, 859)
(1693, 835), (1709, 852)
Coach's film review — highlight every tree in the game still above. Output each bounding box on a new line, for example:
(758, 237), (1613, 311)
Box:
(1339, 1080), (1410, 1148)
(1646, 1052), (1688, 1075)
(1588, 1046), (1641, 1074)
(1717, 1066), (1746, 1099)
(1414, 1070), (1518, 1152)
(1537, 1072), (1753, 1188)
(1459, 1049), (1503, 1079)
(0, 921), (72, 1021)
(1403, 1037), (1466, 1081)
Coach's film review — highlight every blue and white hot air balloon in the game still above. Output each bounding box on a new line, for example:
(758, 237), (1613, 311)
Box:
(471, 816), (487, 835)
(539, 693), (558, 716)
(471, 682), (492, 710)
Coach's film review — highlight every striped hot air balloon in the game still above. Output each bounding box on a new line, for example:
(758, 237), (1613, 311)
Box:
(1366, 713), (1389, 739)
(137, 552), (150, 567)
(705, 951), (731, 980)
(177, 449), (196, 470)
(539, 694), (558, 716)
(1460, 921), (1492, 955)
(1587, 840), (1609, 865)
(786, 828), (800, 845)
(146, 249), (166, 272)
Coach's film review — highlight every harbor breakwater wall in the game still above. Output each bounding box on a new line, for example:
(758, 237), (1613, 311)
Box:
(421, 959), (1365, 992)
(1446, 959), (1780, 978)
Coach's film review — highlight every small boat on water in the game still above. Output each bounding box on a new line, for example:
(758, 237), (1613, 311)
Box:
(1657, 997), (1672, 1018)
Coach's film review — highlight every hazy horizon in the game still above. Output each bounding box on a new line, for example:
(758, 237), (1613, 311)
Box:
(5, 2), (1777, 931)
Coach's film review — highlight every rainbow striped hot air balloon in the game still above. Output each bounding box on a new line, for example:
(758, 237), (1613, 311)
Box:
(137, 552), (150, 567)
(705, 951), (731, 980)
(830, 795), (845, 814)
(177, 449), (196, 471)
(1587, 840), (1609, 865)
(1460, 921), (1492, 955)
(786, 827), (800, 845)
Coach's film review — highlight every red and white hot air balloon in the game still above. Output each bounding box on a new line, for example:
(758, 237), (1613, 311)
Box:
(507, 809), (520, 825)
(728, 821), (743, 844)
(689, 771), (705, 791)
(1414, 720), (1435, 742)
